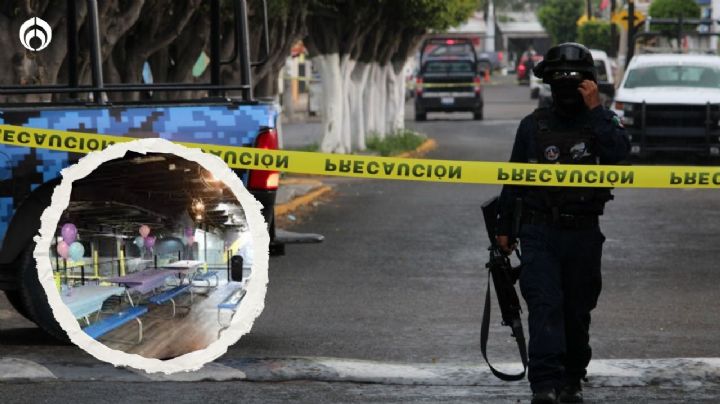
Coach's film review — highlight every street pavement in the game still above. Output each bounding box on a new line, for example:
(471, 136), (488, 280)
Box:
(3, 81), (720, 403)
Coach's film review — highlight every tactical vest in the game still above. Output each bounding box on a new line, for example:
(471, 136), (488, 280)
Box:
(530, 108), (613, 214)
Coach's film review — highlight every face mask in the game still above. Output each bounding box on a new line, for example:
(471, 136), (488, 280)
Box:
(550, 79), (585, 113)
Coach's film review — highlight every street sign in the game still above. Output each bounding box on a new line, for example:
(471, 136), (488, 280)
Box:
(612, 9), (646, 30)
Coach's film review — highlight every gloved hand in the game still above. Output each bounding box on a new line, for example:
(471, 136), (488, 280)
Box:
(496, 235), (517, 255)
(578, 80), (601, 110)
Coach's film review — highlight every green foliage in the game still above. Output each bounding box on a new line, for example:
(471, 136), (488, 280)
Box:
(397, 0), (480, 31)
(648, 0), (701, 32)
(649, 0), (701, 19)
(479, 0), (543, 12)
(537, 0), (584, 44)
(366, 129), (427, 156)
(577, 20), (612, 52)
(287, 142), (321, 152)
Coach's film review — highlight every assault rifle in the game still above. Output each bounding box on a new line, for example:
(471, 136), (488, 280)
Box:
(480, 196), (528, 381)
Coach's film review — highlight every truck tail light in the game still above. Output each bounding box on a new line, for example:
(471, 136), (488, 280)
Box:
(415, 78), (423, 96)
(248, 128), (280, 190)
(474, 76), (482, 95)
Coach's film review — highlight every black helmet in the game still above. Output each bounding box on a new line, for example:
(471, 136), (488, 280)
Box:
(533, 43), (596, 83)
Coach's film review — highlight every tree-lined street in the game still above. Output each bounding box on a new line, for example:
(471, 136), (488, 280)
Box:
(3, 82), (720, 402)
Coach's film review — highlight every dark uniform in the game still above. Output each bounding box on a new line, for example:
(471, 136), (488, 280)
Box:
(496, 43), (630, 403)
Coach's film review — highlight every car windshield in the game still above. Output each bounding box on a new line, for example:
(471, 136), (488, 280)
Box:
(624, 65), (720, 88)
(594, 60), (608, 82)
(427, 43), (474, 58)
(423, 61), (474, 74)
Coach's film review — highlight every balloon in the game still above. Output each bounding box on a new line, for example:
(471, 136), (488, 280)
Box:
(133, 236), (144, 249)
(61, 223), (77, 244)
(56, 241), (69, 259)
(139, 225), (151, 238)
(144, 235), (156, 248)
(184, 227), (194, 238)
(69, 242), (84, 261)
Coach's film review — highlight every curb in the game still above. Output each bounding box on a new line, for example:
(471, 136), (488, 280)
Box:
(396, 138), (437, 159)
(3, 356), (720, 386)
(275, 185), (333, 216)
(274, 138), (437, 216)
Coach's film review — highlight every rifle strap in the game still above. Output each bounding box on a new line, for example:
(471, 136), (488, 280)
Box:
(480, 271), (528, 381)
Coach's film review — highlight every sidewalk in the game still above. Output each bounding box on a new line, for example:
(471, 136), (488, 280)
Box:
(274, 121), (436, 219)
(3, 355), (720, 403)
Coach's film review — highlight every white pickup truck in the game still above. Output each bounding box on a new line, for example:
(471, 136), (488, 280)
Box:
(611, 53), (720, 158)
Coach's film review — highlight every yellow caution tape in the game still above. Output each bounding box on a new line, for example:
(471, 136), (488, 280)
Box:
(1, 124), (719, 189)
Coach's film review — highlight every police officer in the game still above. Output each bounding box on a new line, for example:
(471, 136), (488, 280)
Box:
(496, 43), (629, 403)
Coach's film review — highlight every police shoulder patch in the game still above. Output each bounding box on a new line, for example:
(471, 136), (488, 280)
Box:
(612, 115), (624, 128)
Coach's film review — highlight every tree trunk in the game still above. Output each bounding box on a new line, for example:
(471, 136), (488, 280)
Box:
(339, 55), (356, 152)
(370, 63), (390, 138)
(387, 60), (408, 133)
(349, 61), (371, 151)
(314, 53), (346, 153)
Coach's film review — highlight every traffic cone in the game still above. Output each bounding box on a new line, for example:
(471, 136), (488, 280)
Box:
(483, 68), (490, 83)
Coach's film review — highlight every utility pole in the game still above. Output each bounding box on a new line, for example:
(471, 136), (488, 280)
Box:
(610, 0), (617, 57)
(485, 0), (495, 52)
(626, 0), (635, 69)
(587, 0), (592, 21)
(712, 0), (720, 51)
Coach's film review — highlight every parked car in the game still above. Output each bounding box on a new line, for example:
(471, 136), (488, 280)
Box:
(414, 57), (484, 121)
(612, 53), (720, 158)
(0, 0), (293, 339)
(414, 37), (483, 121)
(477, 51), (503, 74)
(538, 49), (616, 109)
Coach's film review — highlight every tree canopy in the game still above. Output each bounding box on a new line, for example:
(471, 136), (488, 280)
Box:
(0, 0), (306, 101)
(577, 20), (612, 52)
(305, 0), (479, 66)
(648, 0), (701, 20)
(1, 0), (476, 102)
(537, 0), (584, 45)
(648, 0), (701, 33)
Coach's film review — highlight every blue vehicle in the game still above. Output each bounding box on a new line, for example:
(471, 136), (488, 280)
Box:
(0, 0), (289, 338)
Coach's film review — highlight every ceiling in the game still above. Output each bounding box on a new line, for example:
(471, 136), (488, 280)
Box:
(61, 152), (247, 238)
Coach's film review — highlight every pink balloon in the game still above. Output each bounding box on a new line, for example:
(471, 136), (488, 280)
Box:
(139, 225), (150, 238)
(61, 223), (77, 244)
(56, 241), (69, 259)
(144, 235), (156, 248)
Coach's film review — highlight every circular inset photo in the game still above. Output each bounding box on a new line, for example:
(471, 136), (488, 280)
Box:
(33, 139), (269, 373)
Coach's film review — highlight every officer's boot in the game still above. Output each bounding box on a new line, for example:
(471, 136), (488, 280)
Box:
(531, 389), (558, 404)
(558, 381), (583, 403)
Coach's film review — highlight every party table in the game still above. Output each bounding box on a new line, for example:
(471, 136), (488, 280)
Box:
(161, 260), (205, 274)
(60, 284), (126, 320)
(107, 269), (180, 295)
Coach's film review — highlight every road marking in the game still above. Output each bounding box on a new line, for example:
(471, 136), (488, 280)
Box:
(134, 362), (247, 382)
(0, 357), (56, 380)
(3, 356), (720, 386)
